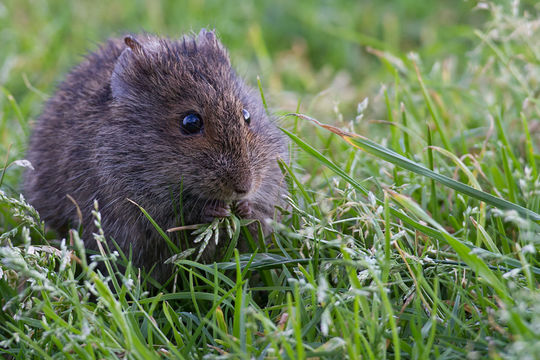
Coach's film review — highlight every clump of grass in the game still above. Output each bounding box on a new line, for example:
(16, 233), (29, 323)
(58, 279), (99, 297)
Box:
(1, 1), (539, 359)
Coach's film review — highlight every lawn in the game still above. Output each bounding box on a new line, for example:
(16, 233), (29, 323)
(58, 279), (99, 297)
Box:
(0, 0), (539, 359)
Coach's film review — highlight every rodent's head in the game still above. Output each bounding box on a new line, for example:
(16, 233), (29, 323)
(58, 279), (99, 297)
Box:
(107, 30), (286, 205)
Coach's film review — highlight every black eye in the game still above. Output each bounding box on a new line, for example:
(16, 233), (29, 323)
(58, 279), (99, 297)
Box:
(242, 109), (251, 125)
(181, 114), (203, 134)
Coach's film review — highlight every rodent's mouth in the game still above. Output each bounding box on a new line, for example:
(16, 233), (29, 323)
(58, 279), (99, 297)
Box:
(193, 191), (247, 205)
(184, 174), (261, 205)
(206, 177), (262, 203)
(206, 192), (249, 203)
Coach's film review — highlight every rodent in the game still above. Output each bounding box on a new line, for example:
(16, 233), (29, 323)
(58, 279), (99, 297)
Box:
(23, 30), (288, 282)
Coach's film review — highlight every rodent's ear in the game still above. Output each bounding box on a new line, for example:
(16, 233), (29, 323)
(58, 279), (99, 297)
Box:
(111, 35), (161, 100)
(124, 35), (144, 55)
(197, 28), (216, 43)
(196, 28), (230, 64)
(111, 45), (138, 101)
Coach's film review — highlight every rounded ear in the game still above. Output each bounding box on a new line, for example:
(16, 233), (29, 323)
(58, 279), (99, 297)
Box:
(124, 35), (145, 54)
(110, 35), (152, 100)
(195, 28), (230, 65)
(197, 28), (216, 43)
(110, 47), (135, 100)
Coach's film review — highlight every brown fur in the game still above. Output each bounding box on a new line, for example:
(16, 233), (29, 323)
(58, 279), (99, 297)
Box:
(23, 30), (287, 282)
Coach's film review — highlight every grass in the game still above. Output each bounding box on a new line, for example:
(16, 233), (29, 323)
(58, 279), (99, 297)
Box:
(1, 0), (540, 359)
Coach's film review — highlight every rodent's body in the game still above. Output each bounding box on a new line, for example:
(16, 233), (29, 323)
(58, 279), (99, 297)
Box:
(24, 31), (287, 282)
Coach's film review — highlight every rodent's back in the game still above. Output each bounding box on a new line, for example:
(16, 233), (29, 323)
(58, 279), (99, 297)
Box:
(24, 39), (124, 230)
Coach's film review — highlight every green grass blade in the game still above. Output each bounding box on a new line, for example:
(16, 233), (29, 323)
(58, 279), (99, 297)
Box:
(127, 198), (180, 253)
(280, 126), (369, 197)
(413, 63), (452, 151)
(257, 76), (269, 115)
(520, 112), (538, 179)
(494, 110), (521, 172)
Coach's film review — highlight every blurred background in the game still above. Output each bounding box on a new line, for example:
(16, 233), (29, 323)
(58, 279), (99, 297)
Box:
(1, 0), (490, 116)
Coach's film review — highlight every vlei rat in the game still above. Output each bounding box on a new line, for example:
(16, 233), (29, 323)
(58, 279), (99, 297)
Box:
(24, 30), (288, 282)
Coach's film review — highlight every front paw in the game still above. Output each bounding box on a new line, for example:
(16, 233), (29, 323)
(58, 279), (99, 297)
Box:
(202, 201), (231, 223)
(234, 199), (253, 218)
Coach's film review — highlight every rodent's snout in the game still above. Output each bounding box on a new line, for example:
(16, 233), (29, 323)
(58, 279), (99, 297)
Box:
(212, 154), (254, 200)
(224, 171), (252, 199)
(231, 176), (251, 196)
(200, 171), (253, 202)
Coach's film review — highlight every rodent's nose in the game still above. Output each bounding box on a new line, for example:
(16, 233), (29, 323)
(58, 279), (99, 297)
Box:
(233, 179), (251, 196)
(228, 172), (252, 197)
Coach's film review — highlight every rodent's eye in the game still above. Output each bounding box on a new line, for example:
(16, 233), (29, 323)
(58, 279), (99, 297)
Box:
(242, 109), (251, 125)
(181, 114), (203, 135)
